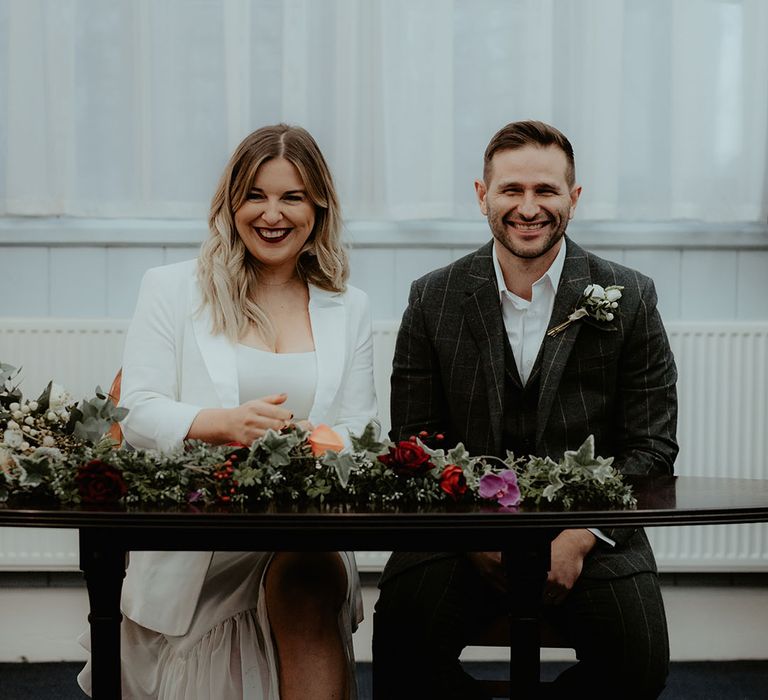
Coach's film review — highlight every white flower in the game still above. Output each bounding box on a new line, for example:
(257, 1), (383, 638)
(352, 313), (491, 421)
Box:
(42, 435), (56, 447)
(24, 416), (35, 426)
(47, 411), (58, 422)
(12, 410), (23, 420)
(548, 283), (624, 337)
(21, 404), (30, 414)
(9, 402), (20, 412)
(28, 401), (38, 411)
(48, 384), (72, 411)
(7, 420), (20, 430)
(2, 429), (24, 448)
(31, 446), (62, 460)
(586, 284), (606, 299)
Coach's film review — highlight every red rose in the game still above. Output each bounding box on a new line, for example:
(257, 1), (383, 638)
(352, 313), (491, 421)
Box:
(76, 459), (128, 504)
(439, 464), (467, 501)
(378, 441), (432, 476)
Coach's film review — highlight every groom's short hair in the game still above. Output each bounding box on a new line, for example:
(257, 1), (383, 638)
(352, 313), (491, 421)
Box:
(483, 120), (576, 186)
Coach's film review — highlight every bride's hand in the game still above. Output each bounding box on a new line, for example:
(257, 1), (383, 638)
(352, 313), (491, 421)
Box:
(188, 394), (293, 445)
(228, 394), (294, 442)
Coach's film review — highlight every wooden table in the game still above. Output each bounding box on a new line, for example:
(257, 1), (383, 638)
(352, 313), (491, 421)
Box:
(3, 475), (768, 699)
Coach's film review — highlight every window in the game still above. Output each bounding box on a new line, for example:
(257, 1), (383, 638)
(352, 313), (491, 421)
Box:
(2, 0), (766, 224)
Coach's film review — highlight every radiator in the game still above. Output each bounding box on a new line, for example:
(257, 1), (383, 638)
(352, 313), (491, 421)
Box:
(1, 318), (766, 572)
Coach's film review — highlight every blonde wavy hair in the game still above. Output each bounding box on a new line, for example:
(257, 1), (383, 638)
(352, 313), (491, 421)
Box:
(197, 124), (348, 342)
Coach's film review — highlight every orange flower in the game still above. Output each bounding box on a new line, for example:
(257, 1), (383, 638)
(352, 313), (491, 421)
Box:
(308, 424), (344, 456)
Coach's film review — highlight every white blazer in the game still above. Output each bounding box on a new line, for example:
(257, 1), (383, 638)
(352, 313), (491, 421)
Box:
(118, 259), (378, 635)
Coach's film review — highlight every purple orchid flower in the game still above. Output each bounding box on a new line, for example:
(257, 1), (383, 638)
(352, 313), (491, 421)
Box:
(187, 489), (203, 504)
(478, 470), (521, 507)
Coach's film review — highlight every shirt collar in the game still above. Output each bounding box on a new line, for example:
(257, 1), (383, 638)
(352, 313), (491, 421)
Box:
(492, 238), (568, 302)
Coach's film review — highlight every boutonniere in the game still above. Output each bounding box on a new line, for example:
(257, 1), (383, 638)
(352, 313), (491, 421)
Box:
(547, 283), (624, 337)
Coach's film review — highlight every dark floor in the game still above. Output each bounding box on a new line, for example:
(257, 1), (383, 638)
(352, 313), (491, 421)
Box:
(1, 661), (767, 699)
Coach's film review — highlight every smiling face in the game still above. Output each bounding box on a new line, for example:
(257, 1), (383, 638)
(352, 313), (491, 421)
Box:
(234, 157), (316, 277)
(475, 144), (581, 265)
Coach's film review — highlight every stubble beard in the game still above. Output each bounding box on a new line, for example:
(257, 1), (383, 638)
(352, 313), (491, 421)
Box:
(488, 208), (569, 261)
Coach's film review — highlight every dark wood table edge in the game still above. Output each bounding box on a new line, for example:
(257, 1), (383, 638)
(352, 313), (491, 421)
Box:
(3, 476), (768, 699)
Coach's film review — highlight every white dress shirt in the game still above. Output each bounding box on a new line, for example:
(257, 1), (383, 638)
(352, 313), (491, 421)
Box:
(492, 239), (566, 386)
(492, 240), (614, 547)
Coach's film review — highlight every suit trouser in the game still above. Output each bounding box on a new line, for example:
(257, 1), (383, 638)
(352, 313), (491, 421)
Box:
(372, 554), (669, 700)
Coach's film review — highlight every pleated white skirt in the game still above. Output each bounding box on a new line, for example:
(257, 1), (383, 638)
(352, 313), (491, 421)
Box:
(77, 551), (363, 699)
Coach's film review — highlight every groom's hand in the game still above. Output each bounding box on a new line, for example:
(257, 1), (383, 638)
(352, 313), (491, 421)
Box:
(542, 529), (597, 606)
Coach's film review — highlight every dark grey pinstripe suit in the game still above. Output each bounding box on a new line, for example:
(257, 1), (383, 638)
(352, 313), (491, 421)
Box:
(373, 237), (678, 699)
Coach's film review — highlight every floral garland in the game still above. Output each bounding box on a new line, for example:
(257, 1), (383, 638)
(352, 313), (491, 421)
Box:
(0, 362), (636, 510)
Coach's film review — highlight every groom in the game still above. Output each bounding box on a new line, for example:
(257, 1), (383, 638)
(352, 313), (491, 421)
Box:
(372, 121), (678, 699)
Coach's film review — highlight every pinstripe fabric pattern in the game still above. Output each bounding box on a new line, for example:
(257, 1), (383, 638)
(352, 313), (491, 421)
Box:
(373, 556), (669, 699)
(382, 237), (679, 583)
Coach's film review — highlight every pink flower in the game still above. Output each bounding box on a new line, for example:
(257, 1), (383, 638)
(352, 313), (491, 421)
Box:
(478, 470), (520, 507)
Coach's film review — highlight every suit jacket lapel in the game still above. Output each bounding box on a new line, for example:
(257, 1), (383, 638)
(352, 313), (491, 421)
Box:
(190, 277), (239, 409)
(535, 239), (591, 445)
(461, 242), (506, 453)
(307, 284), (345, 425)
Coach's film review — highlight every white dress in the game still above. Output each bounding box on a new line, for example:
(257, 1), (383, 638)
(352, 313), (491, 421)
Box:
(78, 349), (363, 699)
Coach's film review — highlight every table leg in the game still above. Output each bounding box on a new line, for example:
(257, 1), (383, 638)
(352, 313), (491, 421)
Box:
(502, 531), (554, 700)
(79, 529), (126, 700)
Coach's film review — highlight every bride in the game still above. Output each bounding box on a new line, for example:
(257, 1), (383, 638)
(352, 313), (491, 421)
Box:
(78, 124), (378, 699)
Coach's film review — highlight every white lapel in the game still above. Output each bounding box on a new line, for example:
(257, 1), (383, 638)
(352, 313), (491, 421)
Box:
(189, 274), (239, 409)
(307, 284), (346, 425)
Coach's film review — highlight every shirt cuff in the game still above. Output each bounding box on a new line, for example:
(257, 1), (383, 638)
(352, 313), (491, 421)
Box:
(588, 528), (616, 547)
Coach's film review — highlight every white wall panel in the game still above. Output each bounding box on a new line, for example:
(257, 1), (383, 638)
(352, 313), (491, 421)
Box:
(106, 247), (164, 317)
(393, 248), (453, 319)
(737, 250), (768, 320)
(624, 249), (683, 321)
(163, 246), (200, 265)
(348, 248), (397, 320)
(451, 246), (478, 261)
(680, 249), (738, 320)
(0, 247), (49, 315)
(591, 247), (624, 265)
(0, 234), (766, 326)
(49, 248), (108, 317)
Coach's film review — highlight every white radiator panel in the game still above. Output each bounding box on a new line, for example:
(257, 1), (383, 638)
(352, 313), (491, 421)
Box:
(0, 318), (129, 400)
(1, 318), (767, 571)
(649, 323), (768, 570)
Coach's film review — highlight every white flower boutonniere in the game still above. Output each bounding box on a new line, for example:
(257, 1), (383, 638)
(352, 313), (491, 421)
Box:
(547, 283), (624, 337)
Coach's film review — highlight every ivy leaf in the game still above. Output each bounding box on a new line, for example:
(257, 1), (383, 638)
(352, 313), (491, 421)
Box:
(35, 381), (52, 413)
(18, 460), (49, 488)
(73, 415), (111, 444)
(322, 451), (357, 488)
(563, 434), (595, 468)
(260, 430), (295, 467)
(0, 362), (20, 388)
(446, 443), (472, 468)
(590, 464), (616, 484)
(350, 420), (386, 456)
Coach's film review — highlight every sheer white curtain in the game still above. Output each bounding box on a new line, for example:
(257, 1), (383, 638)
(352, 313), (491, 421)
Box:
(1, 0), (767, 222)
